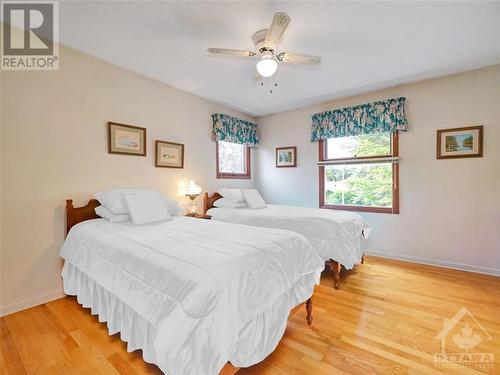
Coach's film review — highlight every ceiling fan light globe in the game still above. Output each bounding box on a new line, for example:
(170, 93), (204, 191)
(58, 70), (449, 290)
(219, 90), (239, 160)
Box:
(256, 57), (278, 77)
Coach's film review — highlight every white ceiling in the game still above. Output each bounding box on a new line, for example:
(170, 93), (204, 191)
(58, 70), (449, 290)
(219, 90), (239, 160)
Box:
(58, 1), (500, 117)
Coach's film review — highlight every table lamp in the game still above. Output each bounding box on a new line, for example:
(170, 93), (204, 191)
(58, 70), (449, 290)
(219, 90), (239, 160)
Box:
(185, 179), (202, 216)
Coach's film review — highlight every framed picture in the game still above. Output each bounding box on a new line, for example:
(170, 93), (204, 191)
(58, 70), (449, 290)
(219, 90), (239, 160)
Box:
(108, 122), (146, 156)
(437, 125), (483, 159)
(276, 146), (297, 167)
(155, 140), (184, 168)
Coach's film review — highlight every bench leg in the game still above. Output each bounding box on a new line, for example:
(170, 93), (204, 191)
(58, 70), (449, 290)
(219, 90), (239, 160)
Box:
(329, 260), (341, 289)
(305, 297), (313, 326)
(361, 254), (365, 264)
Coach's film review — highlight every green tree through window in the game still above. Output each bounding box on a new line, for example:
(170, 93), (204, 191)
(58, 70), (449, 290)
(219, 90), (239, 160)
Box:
(322, 132), (397, 211)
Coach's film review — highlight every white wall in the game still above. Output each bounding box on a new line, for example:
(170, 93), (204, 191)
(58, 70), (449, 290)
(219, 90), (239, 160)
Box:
(0, 45), (255, 315)
(256, 65), (500, 275)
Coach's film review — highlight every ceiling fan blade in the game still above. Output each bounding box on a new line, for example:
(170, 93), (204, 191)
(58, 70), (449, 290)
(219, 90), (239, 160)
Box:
(207, 48), (256, 57)
(277, 52), (321, 65)
(264, 12), (291, 50)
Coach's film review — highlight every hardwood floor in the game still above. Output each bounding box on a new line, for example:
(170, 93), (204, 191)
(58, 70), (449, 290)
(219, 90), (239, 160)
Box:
(1, 256), (499, 374)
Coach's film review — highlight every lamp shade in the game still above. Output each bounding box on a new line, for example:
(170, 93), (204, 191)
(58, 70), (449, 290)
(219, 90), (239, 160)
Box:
(185, 179), (202, 196)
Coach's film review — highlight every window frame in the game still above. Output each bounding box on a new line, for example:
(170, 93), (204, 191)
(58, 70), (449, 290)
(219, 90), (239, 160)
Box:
(318, 132), (399, 214)
(216, 141), (251, 179)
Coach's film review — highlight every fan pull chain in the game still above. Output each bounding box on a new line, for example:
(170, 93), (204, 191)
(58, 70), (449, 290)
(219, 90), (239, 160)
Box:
(260, 77), (279, 94)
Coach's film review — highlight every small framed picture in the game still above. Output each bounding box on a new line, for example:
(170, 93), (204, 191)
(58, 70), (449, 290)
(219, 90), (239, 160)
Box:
(276, 146), (297, 167)
(155, 140), (184, 168)
(437, 126), (483, 159)
(108, 122), (146, 156)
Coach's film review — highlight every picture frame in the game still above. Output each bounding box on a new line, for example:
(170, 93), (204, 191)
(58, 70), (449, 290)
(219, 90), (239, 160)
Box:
(108, 121), (146, 156)
(436, 125), (483, 159)
(276, 146), (297, 167)
(155, 140), (184, 168)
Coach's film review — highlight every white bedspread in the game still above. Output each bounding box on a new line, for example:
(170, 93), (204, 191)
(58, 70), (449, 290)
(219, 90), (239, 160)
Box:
(207, 205), (370, 269)
(60, 217), (323, 375)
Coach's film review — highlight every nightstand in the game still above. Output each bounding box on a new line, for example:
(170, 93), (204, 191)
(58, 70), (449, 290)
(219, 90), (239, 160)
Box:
(186, 213), (211, 220)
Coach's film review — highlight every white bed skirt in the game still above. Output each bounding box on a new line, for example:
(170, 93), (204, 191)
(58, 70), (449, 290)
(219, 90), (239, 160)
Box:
(62, 262), (159, 363)
(62, 261), (319, 374)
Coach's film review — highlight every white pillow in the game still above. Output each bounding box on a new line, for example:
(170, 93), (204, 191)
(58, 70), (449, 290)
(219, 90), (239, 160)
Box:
(95, 189), (145, 214)
(124, 191), (171, 225)
(213, 198), (247, 209)
(217, 188), (245, 203)
(241, 189), (266, 209)
(96, 189), (181, 216)
(95, 206), (130, 223)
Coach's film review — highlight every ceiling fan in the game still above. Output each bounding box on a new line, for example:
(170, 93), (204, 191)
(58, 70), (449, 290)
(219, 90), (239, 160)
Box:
(207, 12), (321, 78)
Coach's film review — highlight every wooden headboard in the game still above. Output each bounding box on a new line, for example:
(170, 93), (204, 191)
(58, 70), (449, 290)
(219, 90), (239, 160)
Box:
(203, 192), (222, 215)
(66, 199), (101, 235)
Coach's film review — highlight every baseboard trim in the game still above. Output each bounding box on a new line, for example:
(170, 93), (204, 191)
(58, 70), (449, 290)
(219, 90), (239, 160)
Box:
(367, 251), (500, 277)
(0, 289), (66, 317)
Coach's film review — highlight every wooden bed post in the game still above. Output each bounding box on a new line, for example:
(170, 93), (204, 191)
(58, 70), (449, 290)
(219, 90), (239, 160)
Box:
(305, 298), (313, 326)
(203, 192), (222, 215)
(65, 198), (100, 236)
(329, 260), (341, 290)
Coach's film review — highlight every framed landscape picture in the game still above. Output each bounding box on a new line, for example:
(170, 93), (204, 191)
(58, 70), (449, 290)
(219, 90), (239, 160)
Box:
(436, 125), (483, 159)
(155, 140), (184, 168)
(276, 146), (297, 167)
(108, 122), (146, 156)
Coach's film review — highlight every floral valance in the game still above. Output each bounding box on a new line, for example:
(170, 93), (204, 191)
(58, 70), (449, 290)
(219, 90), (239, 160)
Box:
(212, 113), (259, 146)
(310, 97), (408, 141)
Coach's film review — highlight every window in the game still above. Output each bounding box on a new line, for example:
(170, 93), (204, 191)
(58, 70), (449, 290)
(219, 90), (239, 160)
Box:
(216, 140), (251, 179)
(319, 132), (399, 214)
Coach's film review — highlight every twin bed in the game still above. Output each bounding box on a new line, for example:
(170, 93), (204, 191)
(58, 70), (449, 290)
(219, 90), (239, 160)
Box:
(62, 198), (323, 375)
(61, 189), (368, 374)
(204, 192), (370, 289)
